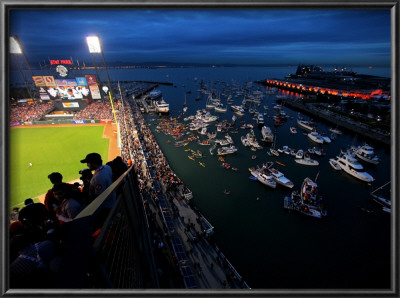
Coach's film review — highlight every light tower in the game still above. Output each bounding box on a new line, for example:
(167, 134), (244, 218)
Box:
(9, 36), (38, 101)
(86, 35), (114, 101)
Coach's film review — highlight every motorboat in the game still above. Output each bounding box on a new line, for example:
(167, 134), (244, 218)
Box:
(290, 127), (297, 134)
(256, 113), (264, 126)
(149, 89), (162, 100)
(270, 148), (279, 157)
(214, 103), (227, 113)
(249, 167), (277, 189)
(329, 158), (341, 170)
(329, 127), (343, 135)
(295, 149), (304, 159)
(246, 130), (262, 149)
(336, 154), (374, 182)
(297, 119), (316, 131)
(320, 133), (331, 143)
(241, 135), (251, 147)
(266, 163), (294, 188)
(155, 98), (170, 114)
(295, 156), (319, 166)
(261, 126), (274, 142)
(353, 143), (380, 165)
(307, 131), (325, 144)
(217, 145), (238, 156)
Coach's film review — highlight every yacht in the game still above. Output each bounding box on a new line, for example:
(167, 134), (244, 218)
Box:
(307, 131), (325, 144)
(214, 103), (227, 113)
(217, 145), (238, 156)
(261, 126), (274, 142)
(155, 98), (170, 114)
(297, 119), (316, 131)
(246, 131), (262, 149)
(295, 156), (319, 166)
(336, 154), (374, 182)
(249, 167), (277, 189)
(149, 89), (162, 100)
(353, 143), (380, 165)
(266, 163), (294, 188)
(241, 135), (251, 147)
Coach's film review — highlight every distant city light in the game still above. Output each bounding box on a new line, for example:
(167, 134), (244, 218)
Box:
(10, 36), (23, 54)
(86, 35), (102, 53)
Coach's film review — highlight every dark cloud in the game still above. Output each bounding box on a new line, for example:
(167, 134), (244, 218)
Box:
(9, 8), (391, 66)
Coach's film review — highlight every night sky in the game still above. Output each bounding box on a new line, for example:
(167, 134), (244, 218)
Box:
(9, 8), (391, 67)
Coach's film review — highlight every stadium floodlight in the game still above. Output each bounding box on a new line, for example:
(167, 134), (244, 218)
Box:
(10, 36), (23, 54)
(86, 35), (102, 53)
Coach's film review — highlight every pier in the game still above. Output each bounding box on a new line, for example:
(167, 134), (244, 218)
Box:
(283, 99), (390, 146)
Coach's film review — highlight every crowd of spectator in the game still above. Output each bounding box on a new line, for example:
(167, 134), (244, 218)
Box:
(73, 102), (114, 120)
(9, 102), (54, 123)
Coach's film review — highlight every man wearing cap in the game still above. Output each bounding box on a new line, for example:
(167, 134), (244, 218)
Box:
(80, 153), (115, 209)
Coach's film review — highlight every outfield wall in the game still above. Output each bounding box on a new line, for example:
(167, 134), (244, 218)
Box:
(10, 119), (114, 126)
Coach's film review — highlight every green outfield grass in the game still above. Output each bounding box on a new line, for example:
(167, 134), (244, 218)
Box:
(9, 126), (109, 210)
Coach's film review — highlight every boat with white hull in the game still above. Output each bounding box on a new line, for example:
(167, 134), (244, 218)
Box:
(336, 154), (374, 182)
(297, 119), (316, 131)
(249, 167), (277, 189)
(266, 162), (294, 188)
(308, 131), (325, 144)
(261, 126), (274, 142)
(352, 143), (380, 165)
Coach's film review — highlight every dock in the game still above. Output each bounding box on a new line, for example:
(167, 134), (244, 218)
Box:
(283, 99), (390, 146)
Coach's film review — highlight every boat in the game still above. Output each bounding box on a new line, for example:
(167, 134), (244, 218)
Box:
(149, 89), (162, 100)
(182, 187), (193, 200)
(249, 167), (277, 189)
(290, 127), (297, 134)
(297, 119), (316, 131)
(256, 113), (264, 126)
(183, 93), (188, 113)
(241, 135), (251, 147)
(261, 126), (274, 143)
(199, 162), (205, 167)
(320, 133), (331, 143)
(283, 177), (327, 218)
(329, 127), (343, 135)
(266, 162), (294, 188)
(307, 131), (325, 144)
(198, 139), (211, 146)
(246, 130), (262, 149)
(329, 158), (341, 170)
(214, 103), (227, 113)
(217, 145), (238, 156)
(155, 98), (170, 114)
(252, 155), (257, 160)
(370, 181), (391, 210)
(353, 143), (380, 165)
(295, 156), (319, 166)
(336, 154), (374, 182)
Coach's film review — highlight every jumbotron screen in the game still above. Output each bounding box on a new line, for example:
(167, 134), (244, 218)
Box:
(33, 75), (101, 100)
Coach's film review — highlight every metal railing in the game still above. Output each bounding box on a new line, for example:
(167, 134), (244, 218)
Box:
(56, 166), (159, 288)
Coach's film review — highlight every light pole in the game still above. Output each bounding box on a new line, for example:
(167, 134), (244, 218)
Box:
(10, 36), (38, 101)
(86, 35), (114, 101)
(86, 35), (120, 149)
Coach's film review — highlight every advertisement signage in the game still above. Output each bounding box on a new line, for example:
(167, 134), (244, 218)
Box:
(44, 76), (56, 87)
(85, 75), (97, 85)
(55, 79), (78, 87)
(76, 77), (88, 86)
(32, 76), (45, 86)
(89, 85), (102, 99)
(63, 102), (80, 108)
(39, 86), (50, 100)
